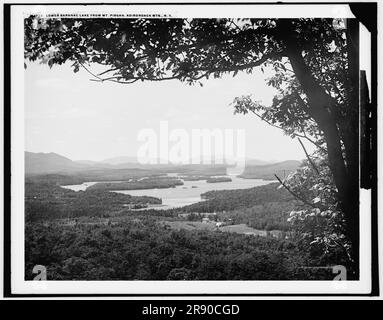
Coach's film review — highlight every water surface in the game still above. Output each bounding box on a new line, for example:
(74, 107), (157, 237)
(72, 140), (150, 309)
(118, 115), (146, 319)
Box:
(63, 175), (275, 209)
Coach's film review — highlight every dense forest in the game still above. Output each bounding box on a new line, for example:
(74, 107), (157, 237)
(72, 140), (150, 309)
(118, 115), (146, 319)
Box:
(183, 183), (293, 212)
(25, 182), (162, 222)
(174, 183), (304, 231)
(216, 201), (303, 231)
(25, 218), (341, 280)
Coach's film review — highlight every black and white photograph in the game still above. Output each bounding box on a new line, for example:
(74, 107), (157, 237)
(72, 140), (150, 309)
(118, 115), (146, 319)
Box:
(3, 1), (379, 297)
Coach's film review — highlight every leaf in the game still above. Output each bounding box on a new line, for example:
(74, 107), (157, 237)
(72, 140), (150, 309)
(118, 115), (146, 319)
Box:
(313, 197), (321, 203)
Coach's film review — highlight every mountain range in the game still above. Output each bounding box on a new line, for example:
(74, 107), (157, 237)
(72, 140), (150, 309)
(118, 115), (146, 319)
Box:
(25, 151), (301, 176)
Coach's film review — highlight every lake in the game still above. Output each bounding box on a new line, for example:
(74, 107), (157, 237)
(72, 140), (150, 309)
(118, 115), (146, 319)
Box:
(62, 175), (275, 209)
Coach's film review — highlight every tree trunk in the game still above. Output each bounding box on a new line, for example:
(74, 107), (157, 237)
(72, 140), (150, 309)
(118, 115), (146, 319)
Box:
(279, 20), (360, 278)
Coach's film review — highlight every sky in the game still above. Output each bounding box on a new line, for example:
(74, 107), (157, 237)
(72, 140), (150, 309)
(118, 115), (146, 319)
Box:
(24, 61), (315, 162)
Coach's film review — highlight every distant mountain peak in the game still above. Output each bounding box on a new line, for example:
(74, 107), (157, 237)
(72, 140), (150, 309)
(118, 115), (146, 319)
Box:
(25, 151), (86, 174)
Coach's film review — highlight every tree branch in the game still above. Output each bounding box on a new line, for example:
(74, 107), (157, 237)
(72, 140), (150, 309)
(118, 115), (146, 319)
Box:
(198, 51), (283, 74)
(274, 174), (326, 211)
(97, 55), (149, 76)
(85, 51), (284, 84)
(249, 109), (326, 151)
(94, 70), (210, 83)
(298, 138), (320, 175)
(78, 61), (104, 81)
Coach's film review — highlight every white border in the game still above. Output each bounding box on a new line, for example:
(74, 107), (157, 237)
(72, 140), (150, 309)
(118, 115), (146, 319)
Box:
(10, 3), (372, 295)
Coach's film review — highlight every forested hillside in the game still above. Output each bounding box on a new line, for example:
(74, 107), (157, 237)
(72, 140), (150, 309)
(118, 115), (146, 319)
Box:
(25, 219), (337, 280)
(25, 182), (161, 222)
(239, 160), (301, 180)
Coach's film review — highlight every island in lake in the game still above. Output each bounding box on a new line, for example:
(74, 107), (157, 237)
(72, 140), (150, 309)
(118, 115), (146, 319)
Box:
(86, 176), (184, 191)
(206, 177), (232, 183)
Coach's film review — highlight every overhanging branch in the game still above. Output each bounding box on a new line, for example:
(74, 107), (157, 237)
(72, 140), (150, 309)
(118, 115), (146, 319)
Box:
(274, 174), (326, 211)
(83, 51), (284, 84)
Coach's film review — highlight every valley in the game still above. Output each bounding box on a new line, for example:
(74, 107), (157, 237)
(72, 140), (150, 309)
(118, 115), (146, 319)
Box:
(24, 151), (338, 280)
